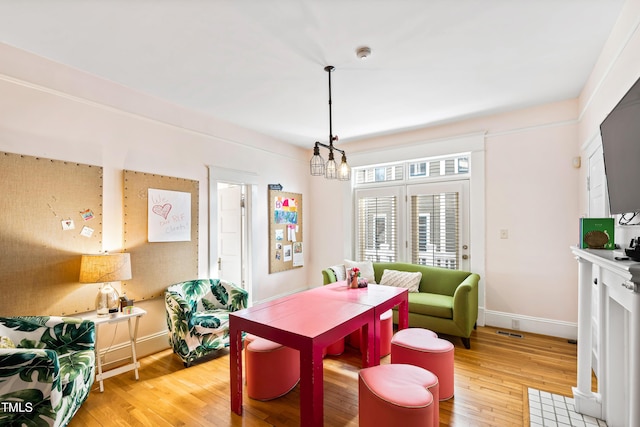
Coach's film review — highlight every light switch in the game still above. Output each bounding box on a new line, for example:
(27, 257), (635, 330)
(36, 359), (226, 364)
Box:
(500, 229), (509, 239)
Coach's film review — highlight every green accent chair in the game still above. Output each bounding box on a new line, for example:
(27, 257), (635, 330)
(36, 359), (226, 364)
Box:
(0, 316), (96, 427)
(323, 262), (480, 349)
(165, 278), (248, 367)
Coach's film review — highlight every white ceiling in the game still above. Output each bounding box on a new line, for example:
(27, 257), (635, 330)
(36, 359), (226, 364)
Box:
(0, 0), (625, 147)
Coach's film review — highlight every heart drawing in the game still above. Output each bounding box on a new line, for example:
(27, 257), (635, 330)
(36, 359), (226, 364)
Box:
(152, 203), (172, 220)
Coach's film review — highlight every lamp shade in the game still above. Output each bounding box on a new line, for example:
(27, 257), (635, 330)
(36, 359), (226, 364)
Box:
(79, 253), (132, 316)
(79, 253), (132, 283)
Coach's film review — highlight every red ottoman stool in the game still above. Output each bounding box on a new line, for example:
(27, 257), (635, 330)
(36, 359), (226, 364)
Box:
(359, 363), (436, 427)
(326, 337), (345, 356)
(246, 337), (300, 400)
(391, 328), (455, 400)
(349, 309), (395, 357)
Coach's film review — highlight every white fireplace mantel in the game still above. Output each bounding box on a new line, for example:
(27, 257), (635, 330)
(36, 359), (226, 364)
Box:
(571, 246), (640, 427)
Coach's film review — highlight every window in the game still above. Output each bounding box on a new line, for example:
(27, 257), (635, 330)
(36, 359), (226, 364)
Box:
(354, 154), (469, 270)
(355, 163), (404, 184)
(457, 157), (469, 174)
(409, 162), (427, 177)
(418, 214), (430, 252)
(375, 215), (387, 248)
(410, 191), (459, 269)
(355, 189), (401, 262)
(403, 155), (469, 181)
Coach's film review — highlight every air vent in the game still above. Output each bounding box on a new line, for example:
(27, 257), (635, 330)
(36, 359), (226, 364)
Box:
(496, 330), (524, 339)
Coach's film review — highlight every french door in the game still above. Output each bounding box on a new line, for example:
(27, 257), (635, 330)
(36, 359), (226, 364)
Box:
(407, 181), (469, 271)
(355, 180), (469, 270)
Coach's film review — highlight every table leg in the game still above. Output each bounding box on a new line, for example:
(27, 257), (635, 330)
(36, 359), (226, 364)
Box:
(398, 298), (409, 330)
(373, 311), (381, 361)
(127, 317), (141, 380)
(95, 324), (104, 392)
(362, 316), (375, 368)
(229, 324), (243, 415)
(299, 343), (324, 427)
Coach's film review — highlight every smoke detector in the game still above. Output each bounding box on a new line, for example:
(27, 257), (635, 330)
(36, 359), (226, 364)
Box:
(356, 46), (371, 60)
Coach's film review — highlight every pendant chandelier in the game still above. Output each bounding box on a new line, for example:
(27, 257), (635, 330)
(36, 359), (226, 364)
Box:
(309, 66), (351, 181)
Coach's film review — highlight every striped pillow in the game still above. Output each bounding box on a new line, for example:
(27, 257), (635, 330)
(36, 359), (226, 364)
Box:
(379, 269), (422, 293)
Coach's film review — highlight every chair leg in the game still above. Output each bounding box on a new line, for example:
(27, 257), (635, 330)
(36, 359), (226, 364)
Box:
(461, 337), (471, 349)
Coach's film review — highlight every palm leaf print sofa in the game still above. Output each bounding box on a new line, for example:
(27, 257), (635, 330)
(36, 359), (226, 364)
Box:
(165, 278), (248, 367)
(0, 316), (96, 427)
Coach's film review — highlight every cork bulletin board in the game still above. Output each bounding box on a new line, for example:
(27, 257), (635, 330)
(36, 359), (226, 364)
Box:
(268, 189), (303, 274)
(0, 151), (103, 316)
(123, 170), (199, 301)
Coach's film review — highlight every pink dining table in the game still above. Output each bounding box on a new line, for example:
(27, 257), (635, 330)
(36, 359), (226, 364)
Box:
(229, 290), (376, 427)
(307, 281), (409, 360)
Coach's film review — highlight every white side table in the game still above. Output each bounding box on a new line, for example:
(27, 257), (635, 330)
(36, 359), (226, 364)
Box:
(81, 306), (147, 392)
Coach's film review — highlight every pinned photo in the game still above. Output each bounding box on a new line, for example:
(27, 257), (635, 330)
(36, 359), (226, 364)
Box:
(61, 219), (75, 230)
(80, 226), (94, 238)
(80, 209), (94, 221)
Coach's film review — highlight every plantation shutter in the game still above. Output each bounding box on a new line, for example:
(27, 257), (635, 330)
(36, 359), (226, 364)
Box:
(410, 191), (459, 269)
(356, 192), (398, 262)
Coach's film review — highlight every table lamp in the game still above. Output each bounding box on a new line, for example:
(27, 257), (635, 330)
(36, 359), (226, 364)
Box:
(79, 253), (132, 316)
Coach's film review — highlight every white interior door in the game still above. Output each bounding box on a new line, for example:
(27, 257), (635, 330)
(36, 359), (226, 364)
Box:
(407, 180), (470, 271)
(218, 185), (244, 286)
(589, 142), (608, 218)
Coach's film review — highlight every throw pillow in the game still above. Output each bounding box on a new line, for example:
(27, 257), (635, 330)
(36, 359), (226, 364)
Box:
(379, 269), (422, 293)
(0, 336), (15, 348)
(328, 264), (346, 282)
(344, 259), (376, 284)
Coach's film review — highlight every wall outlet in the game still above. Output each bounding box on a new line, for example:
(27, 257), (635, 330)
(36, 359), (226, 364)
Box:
(512, 319), (520, 330)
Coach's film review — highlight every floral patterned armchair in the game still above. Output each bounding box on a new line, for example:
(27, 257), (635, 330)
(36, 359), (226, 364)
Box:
(165, 278), (248, 367)
(0, 316), (95, 427)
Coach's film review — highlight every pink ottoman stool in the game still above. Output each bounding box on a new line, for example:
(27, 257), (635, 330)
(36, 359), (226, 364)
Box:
(359, 363), (436, 427)
(243, 333), (258, 384)
(349, 309), (394, 357)
(391, 328), (455, 400)
(246, 337), (300, 400)
(243, 333), (258, 347)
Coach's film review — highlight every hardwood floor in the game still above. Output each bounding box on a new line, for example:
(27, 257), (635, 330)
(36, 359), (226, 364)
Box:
(72, 326), (579, 426)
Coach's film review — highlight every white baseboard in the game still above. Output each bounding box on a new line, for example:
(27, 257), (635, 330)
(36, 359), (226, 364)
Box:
(484, 310), (577, 341)
(100, 330), (170, 370)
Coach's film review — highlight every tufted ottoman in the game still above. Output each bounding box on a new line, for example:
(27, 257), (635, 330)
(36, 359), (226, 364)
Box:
(358, 363), (436, 427)
(246, 337), (300, 400)
(391, 328), (455, 400)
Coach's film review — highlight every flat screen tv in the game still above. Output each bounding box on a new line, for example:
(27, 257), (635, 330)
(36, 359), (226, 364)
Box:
(600, 75), (640, 215)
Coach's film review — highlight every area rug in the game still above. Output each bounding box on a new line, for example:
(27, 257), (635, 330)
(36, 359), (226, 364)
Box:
(526, 388), (607, 427)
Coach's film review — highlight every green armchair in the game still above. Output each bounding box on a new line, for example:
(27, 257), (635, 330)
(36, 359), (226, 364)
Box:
(323, 262), (480, 348)
(165, 278), (248, 367)
(0, 316), (96, 427)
